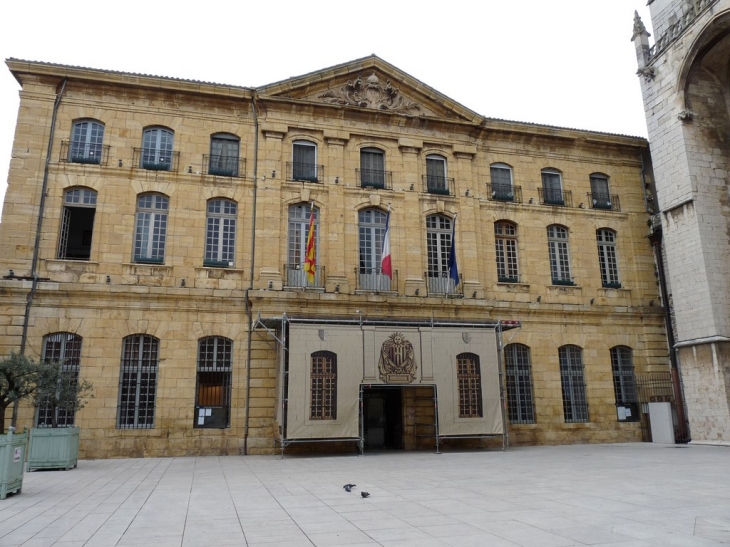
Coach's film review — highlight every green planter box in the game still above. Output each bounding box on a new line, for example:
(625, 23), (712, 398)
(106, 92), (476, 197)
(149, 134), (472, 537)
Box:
(27, 427), (79, 471)
(0, 429), (27, 499)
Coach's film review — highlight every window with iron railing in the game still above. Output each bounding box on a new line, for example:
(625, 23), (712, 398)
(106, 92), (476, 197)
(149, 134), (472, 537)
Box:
(207, 133), (242, 177)
(504, 343), (535, 424)
(117, 334), (159, 429)
(195, 336), (232, 428)
(457, 353), (483, 418)
(290, 141), (321, 182)
(310, 351), (337, 420)
(38, 332), (82, 427)
(139, 127), (175, 171)
(559, 345), (588, 423)
(68, 120), (105, 164)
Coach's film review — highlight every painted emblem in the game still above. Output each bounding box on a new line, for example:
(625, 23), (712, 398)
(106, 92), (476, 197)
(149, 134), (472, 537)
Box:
(378, 332), (417, 383)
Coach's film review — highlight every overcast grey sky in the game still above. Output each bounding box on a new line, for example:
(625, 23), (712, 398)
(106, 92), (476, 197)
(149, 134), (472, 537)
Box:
(0, 0), (653, 211)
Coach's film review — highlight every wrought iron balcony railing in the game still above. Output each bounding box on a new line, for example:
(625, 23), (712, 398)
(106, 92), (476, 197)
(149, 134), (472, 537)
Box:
(425, 272), (463, 296)
(497, 274), (520, 283)
(283, 263), (325, 289)
(287, 162), (324, 183)
(203, 155), (246, 178)
(356, 169), (392, 190)
(133, 148), (180, 172)
(354, 267), (397, 293)
(551, 276), (575, 286)
(539, 188), (572, 207)
(588, 192), (620, 212)
(486, 183), (522, 203)
(423, 175), (455, 196)
(60, 140), (110, 166)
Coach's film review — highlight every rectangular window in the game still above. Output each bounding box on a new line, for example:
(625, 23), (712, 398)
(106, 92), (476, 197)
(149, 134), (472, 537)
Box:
(195, 337), (232, 428)
(134, 194), (168, 263)
(542, 171), (563, 205)
(311, 351), (337, 420)
(590, 175), (612, 209)
(559, 345), (588, 423)
(117, 335), (159, 429)
(597, 229), (620, 288)
(505, 344), (535, 424)
(360, 149), (386, 188)
(292, 142), (318, 182)
(58, 188), (97, 260)
(426, 156), (449, 194)
(495, 222), (519, 282)
(457, 353), (483, 418)
(205, 199), (237, 267)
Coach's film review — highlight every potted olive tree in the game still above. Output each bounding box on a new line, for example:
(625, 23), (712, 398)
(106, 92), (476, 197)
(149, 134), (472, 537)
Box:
(27, 359), (93, 471)
(0, 353), (39, 498)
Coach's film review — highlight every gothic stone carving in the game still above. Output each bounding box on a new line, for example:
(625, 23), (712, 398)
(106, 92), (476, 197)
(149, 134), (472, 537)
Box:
(319, 73), (421, 115)
(378, 332), (418, 383)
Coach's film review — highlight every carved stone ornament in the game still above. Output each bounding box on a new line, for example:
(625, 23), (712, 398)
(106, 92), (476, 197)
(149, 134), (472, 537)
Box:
(319, 73), (422, 115)
(378, 332), (418, 383)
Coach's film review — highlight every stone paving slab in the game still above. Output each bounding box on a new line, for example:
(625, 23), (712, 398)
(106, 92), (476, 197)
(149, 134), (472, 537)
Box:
(0, 443), (728, 546)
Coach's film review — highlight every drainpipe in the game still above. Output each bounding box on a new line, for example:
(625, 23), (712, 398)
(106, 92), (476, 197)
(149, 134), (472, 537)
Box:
(243, 93), (259, 455)
(649, 224), (689, 442)
(15, 77), (67, 428)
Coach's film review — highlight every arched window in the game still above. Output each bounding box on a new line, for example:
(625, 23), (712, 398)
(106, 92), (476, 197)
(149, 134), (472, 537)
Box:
(504, 343), (535, 424)
(495, 221), (519, 283)
(490, 163), (514, 201)
(310, 351), (337, 420)
(291, 140), (319, 182)
(134, 193), (169, 264)
(358, 208), (390, 291)
(208, 133), (241, 177)
(117, 334), (159, 429)
(205, 199), (237, 267)
(58, 187), (97, 260)
(426, 154), (450, 195)
(610, 346), (637, 406)
(195, 336), (233, 428)
(547, 225), (573, 285)
(140, 127), (174, 170)
(457, 353), (483, 418)
(590, 174), (612, 210)
(426, 215), (457, 294)
(287, 203), (320, 287)
(541, 168), (564, 205)
(559, 345), (588, 423)
(597, 229), (620, 288)
(38, 333), (82, 427)
(359, 147), (386, 188)
(69, 120), (105, 164)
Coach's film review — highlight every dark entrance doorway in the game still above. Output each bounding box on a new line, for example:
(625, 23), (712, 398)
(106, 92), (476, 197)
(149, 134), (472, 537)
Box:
(363, 387), (403, 449)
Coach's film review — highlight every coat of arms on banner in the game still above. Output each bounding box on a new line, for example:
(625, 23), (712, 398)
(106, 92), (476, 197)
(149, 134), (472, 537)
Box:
(378, 332), (417, 383)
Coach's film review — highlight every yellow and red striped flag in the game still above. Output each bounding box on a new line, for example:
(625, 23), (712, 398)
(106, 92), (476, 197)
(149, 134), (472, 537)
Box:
(304, 204), (316, 283)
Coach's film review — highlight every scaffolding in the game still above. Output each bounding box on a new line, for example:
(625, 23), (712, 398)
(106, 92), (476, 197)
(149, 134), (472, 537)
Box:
(252, 313), (520, 457)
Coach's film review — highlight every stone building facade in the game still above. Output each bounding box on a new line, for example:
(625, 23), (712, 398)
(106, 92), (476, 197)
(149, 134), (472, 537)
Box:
(0, 56), (668, 457)
(634, 0), (730, 443)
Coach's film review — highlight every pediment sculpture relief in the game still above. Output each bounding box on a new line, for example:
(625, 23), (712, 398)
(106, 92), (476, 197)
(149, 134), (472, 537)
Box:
(319, 73), (422, 115)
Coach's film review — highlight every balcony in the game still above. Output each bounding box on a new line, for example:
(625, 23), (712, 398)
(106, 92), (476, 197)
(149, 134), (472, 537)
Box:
(203, 155), (246, 178)
(287, 162), (324, 183)
(134, 148), (180, 172)
(284, 263), (325, 289)
(486, 183), (522, 203)
(60, 141), (110, 166)
(539, 188), (572, 207)
(588, 192), (620, 212)
(356, 169), (392, 190)
(355, 267), (397, 293)
(497, 274), (520, 283)
(425, 272), (463, 296)
(423, 175), (455, 196)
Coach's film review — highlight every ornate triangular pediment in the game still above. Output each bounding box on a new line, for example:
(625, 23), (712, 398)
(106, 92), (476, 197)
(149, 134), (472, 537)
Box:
(315, 72), (424, 115)
(256, 55), (481, 122)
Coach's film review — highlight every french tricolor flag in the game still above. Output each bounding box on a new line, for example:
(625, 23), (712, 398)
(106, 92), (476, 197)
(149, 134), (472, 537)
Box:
(381, 209), (392, 280)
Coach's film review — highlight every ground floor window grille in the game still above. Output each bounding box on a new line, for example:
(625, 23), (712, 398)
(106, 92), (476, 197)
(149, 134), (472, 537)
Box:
(195, 336), (232, 428)
(457, 352), (483, 418)
(559, 345), (588, 423)
(310, 351), (337, 420)
(38, 332), (82, 427)
(117, 334), (159, 429)
(504, 343), (535, 424)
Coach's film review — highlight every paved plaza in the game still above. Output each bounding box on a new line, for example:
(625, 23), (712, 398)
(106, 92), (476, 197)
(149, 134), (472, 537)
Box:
(0, 443), (728, 546)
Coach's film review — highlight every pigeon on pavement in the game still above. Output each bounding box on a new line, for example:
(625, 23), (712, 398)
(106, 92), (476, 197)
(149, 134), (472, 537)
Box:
(343, 484), (356, 492)
(361, 491), (370, 498)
